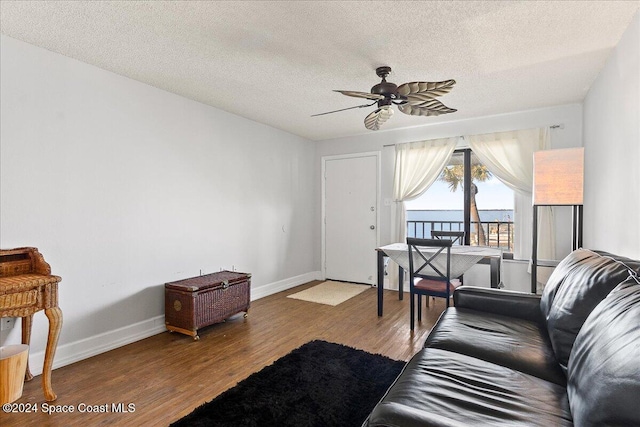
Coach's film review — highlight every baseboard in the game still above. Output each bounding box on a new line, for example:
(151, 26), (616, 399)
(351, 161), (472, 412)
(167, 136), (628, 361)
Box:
(26, 314), (167, 376)
(25, 271), (322, 376)
(251, 271), (322, 301)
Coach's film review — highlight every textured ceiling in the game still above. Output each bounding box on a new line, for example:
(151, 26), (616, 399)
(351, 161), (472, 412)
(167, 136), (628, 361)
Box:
(1, 1), (639, 141)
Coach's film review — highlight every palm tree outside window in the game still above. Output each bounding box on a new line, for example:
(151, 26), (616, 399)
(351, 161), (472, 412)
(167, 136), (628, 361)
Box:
(405, 149), (514, 253)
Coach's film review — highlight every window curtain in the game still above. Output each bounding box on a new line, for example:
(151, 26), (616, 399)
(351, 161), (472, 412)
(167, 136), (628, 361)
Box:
(389, 137), (457, 287)
(467, 127), (554, 287)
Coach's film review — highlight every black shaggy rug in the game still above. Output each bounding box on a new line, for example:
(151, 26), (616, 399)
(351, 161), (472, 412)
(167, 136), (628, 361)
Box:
(171, 340), (404, 427)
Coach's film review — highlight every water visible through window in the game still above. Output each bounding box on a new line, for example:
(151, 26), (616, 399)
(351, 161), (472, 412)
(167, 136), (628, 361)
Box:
(405, 151), (514, 252)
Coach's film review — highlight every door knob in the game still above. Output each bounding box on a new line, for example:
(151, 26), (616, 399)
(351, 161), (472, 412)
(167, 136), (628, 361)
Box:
(370, 225), (375, 230)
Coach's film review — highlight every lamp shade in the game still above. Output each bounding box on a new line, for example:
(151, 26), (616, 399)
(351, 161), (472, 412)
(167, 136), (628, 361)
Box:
(533, 147), (584, 205)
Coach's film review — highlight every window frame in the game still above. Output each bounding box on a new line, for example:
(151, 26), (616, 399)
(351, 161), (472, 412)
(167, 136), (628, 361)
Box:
(457, 148), (514, 257)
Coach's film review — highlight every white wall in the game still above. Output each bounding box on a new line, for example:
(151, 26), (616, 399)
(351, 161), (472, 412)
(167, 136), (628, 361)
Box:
(0, 35), (319, 372)
(315, 104), (584, 291)
(583, 11), (640, 259)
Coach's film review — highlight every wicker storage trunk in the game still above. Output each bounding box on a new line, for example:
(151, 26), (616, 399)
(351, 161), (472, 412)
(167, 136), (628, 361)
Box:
(164, 270), (251, 340)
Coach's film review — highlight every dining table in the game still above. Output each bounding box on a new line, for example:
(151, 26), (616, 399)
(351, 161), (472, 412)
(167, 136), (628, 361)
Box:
(376, 243), (503, 316)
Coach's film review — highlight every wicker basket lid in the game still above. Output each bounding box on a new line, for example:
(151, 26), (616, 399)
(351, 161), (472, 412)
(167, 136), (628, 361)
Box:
(165, 270), (250, 292)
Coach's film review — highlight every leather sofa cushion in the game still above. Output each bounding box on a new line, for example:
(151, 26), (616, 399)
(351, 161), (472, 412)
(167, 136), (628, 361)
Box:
(366, 348), (573, 427)
(567, 277), (640, 427)
(540, 249), (637, 373)
(424, 308), (566, 385)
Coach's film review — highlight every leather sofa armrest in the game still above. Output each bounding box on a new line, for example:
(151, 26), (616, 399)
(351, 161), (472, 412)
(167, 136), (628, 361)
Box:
(453, 286), (543, 323)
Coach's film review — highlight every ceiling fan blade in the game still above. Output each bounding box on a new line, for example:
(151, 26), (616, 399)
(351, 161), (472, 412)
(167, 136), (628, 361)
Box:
(404, 93), (454, 105)
(396, 80), (456, 99)
(334, 90), (385, 101)
(311, 101), (377, 117)
(364, 106), (394, 131)
(398, 99), (457, 116)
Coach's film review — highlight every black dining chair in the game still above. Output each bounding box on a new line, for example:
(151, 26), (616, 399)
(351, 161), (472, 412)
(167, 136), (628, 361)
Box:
(407, 237), (460, 330)
(431, 230), (465, 245)
(431, 230), (465, 285)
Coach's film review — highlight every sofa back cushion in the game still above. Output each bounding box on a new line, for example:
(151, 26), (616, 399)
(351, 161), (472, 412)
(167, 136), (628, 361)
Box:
(567, 277), (640, 426)
(540, 249), (637, 373)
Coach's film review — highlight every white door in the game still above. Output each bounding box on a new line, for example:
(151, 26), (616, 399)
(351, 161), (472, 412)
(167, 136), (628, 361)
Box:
(324, 153), (379, 284)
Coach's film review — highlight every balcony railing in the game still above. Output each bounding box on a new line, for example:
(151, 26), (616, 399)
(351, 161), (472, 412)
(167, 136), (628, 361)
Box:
(407, 220), (514, 252)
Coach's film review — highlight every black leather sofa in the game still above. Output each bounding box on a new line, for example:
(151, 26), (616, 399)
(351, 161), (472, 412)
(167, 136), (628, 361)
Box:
(364, 249), (640, 426)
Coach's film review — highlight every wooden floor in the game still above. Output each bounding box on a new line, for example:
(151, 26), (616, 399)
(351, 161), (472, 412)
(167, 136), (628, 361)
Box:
(1, 281), (445, 426)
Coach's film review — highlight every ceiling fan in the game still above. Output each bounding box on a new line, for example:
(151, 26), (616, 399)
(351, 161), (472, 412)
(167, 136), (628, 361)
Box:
(313, 66), (457, 131)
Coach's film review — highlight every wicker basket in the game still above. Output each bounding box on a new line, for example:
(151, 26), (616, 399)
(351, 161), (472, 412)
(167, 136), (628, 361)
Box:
(164, 271), (251, 340)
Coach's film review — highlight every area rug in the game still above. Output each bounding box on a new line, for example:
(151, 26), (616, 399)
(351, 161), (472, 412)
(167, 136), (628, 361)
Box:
(171, 340), (404, 427)
(286, 280), (369, 306)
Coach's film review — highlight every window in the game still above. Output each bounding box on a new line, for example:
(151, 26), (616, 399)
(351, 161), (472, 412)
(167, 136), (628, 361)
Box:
(405, 149), (514, 253)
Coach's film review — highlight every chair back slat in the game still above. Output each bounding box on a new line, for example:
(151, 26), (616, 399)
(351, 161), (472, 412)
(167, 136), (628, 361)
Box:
(431, 231), (465, 245)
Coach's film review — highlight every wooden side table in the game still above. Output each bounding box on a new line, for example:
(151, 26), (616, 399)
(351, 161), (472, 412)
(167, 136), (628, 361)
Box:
(0, 247), (63, 401)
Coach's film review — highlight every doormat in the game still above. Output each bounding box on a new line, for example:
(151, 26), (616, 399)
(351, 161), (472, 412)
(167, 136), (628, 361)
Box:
(286, 280), (369, 306)
(170, 340), (404, 427)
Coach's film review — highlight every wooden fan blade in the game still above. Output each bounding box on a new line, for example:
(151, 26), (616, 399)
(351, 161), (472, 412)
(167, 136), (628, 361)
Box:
(311, 101), (377, 117)
(398, 99), (457, 116)
(364, 107), (394, 131)
(396, 80), (456, 99)
(334, 90), (385, 100)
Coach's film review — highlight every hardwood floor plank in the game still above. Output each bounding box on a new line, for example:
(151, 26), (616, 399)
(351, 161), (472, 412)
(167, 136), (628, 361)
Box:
(0, 281), (445, 426)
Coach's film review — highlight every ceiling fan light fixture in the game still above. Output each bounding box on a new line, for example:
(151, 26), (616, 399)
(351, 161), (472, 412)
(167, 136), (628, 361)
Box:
(315, 67), (456, 131)
(377, 98), (393, 108)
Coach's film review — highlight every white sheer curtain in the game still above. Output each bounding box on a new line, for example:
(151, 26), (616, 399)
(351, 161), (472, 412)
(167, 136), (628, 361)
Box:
(393, 137), (458, 244)
(389, 137), (457, 287)
(467, 127), (554, 287)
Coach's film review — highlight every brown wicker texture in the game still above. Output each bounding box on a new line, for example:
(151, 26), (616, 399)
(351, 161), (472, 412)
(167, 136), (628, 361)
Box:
(0, 247), (62, 401)
(0, 246), (61, 318)
(0, 289), (39, 311)
(165, 270), (251, 291)
(0, 274), (60, 317)
(0, 247), (52, 276)
(165, 271), (251, 339)
(0, 273), (61, 292)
